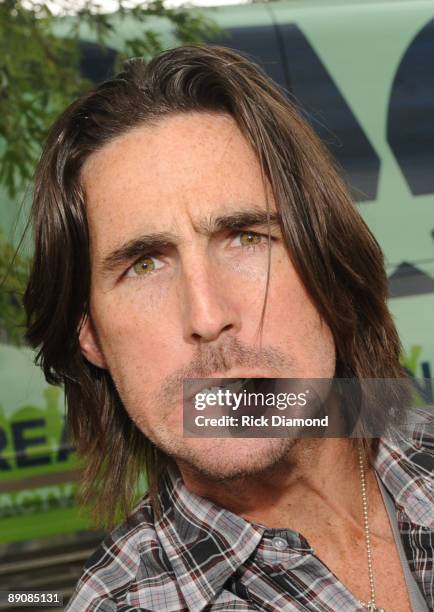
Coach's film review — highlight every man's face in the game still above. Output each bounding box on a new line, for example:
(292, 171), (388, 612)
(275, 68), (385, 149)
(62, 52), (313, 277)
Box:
(80, 111), (336, 480)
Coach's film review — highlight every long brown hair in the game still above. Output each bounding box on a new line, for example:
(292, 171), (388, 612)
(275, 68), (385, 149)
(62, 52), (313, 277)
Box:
(24, 44), (406, 527)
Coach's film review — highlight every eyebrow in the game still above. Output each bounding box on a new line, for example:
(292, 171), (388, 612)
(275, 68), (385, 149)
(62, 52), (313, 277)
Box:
(99, 208), (282, 276)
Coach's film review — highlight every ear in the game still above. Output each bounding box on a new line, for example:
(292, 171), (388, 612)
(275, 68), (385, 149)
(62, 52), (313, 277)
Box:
(78, 315), (107, 369)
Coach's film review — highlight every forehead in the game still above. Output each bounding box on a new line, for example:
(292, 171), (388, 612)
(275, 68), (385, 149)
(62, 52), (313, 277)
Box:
(80, 111), (275, 251)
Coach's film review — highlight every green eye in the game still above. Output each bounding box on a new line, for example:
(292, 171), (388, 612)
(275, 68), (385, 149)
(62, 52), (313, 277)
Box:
(132, 256), (156, 275)
(239, 231), (262, 246)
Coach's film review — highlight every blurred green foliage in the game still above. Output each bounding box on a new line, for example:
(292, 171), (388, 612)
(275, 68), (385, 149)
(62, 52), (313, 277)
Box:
(0, 228), (29, 344)
(0, 0), (221, 344)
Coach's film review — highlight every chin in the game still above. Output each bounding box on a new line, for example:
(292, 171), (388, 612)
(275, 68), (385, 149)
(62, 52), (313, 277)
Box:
(167, 436), (295, 482)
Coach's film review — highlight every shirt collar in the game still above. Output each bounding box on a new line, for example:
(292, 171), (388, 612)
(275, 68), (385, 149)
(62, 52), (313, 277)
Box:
(154, 462), (264, 611)
(374, 414), (433, 528)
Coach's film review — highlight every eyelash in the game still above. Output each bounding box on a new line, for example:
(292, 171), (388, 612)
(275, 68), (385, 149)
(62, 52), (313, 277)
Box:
(124, 230), (274, 279)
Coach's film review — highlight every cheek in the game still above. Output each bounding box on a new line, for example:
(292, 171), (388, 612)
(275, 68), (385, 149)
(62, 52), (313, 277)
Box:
(265, 257), (336, 367)
(91, 292), (178, 386)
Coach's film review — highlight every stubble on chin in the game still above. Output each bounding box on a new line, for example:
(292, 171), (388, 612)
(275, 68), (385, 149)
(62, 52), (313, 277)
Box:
(166, 436), (300, 484)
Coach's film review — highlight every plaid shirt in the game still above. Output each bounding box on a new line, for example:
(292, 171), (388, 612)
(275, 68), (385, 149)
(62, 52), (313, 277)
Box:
(66, 409), (433, 611)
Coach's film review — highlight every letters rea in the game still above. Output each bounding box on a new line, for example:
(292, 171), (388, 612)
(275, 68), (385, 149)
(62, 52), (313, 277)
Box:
(0, 419), (72, 471)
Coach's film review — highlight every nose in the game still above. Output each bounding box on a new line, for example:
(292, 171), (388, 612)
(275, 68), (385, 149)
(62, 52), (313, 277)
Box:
(179, 259), (241, 344)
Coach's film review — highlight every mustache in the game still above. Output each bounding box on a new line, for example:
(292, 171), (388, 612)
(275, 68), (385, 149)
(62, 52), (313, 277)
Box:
(158, 336), (291, 405)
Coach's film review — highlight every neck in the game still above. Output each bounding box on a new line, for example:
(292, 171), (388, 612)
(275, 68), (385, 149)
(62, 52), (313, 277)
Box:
(176, 439), (377, 533)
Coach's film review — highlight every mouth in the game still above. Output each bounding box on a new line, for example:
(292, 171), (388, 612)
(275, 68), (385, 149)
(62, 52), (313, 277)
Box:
(184, 375), (267, 403)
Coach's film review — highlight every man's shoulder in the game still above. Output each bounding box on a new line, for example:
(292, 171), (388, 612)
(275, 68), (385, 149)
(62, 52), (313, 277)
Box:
(401, 406), (434, 471)
(82, 493), (158, 572)
(65, 492), (170, 611)
(387, 406), (434, 466)
(377, 407), (433, 527)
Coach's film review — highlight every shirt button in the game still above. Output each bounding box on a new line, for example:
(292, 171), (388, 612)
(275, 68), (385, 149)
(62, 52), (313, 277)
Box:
(271, 536), (287, 550)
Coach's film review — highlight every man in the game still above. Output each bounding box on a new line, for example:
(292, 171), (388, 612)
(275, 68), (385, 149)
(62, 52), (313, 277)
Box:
(24, 45), (432, 611)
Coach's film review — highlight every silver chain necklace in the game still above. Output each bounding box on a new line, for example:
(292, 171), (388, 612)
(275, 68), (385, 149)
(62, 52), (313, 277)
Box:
(358, 441), (386, 612)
